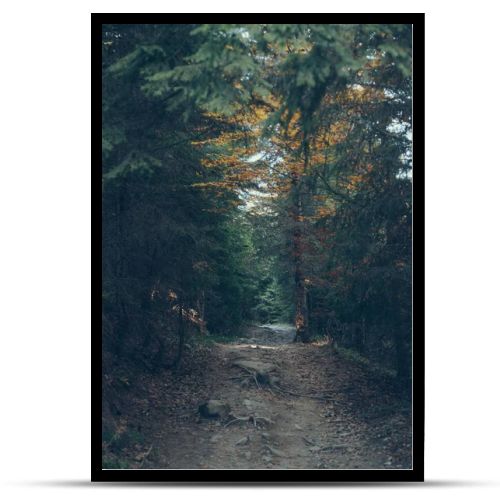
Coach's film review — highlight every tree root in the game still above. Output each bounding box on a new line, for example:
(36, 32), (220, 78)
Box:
(224, 414), (275, 428)
(235, 366), (265, 389)
(302, 436), (317, 446)
(321, 444), (354, 451)
(138, 444), (153, 468)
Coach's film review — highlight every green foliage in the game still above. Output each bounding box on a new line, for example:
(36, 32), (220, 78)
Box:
(101, 23), (413, 393)
(101, 24), (258, 368)
(203, 215), (259, 333)
(252, 277), (292, 323)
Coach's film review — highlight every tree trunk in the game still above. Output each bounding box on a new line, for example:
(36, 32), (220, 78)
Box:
(294, 266), (309, 342)
(291, 171), (310, 343)
(197, 290), (206, 334)
(173, 302), (185, 369)
(114, 180), (128, 357)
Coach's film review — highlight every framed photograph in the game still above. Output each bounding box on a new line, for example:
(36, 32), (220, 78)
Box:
(93, 13), (424, 482)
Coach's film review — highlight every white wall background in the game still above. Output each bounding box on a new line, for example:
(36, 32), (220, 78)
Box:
(1, 1), (499, 499)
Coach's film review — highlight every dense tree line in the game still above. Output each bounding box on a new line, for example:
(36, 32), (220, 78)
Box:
(102, 24), (412, 388)
(102, 24), (259, 370)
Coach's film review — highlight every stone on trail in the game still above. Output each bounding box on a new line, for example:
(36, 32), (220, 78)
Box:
(242, 399), (266, 412)
(235, 435), (250, 446)
(198, 400), (231, 419)
(232, 359), (278, 384)
(264, 444), (287, 458)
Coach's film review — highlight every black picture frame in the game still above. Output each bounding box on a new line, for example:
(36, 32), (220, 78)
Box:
(92, 13), (424, 483)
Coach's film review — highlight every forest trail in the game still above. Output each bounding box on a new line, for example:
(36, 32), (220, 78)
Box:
(116, 325), (412, 470)
(102, 24), (414, 472)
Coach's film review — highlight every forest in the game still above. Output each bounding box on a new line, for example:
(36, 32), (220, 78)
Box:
(101, 23), (413, 470)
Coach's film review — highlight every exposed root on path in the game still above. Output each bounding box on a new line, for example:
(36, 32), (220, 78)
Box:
(224, 415), (275, 428)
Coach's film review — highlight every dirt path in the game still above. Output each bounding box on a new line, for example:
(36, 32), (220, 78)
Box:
(117, 325), (412, 470)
